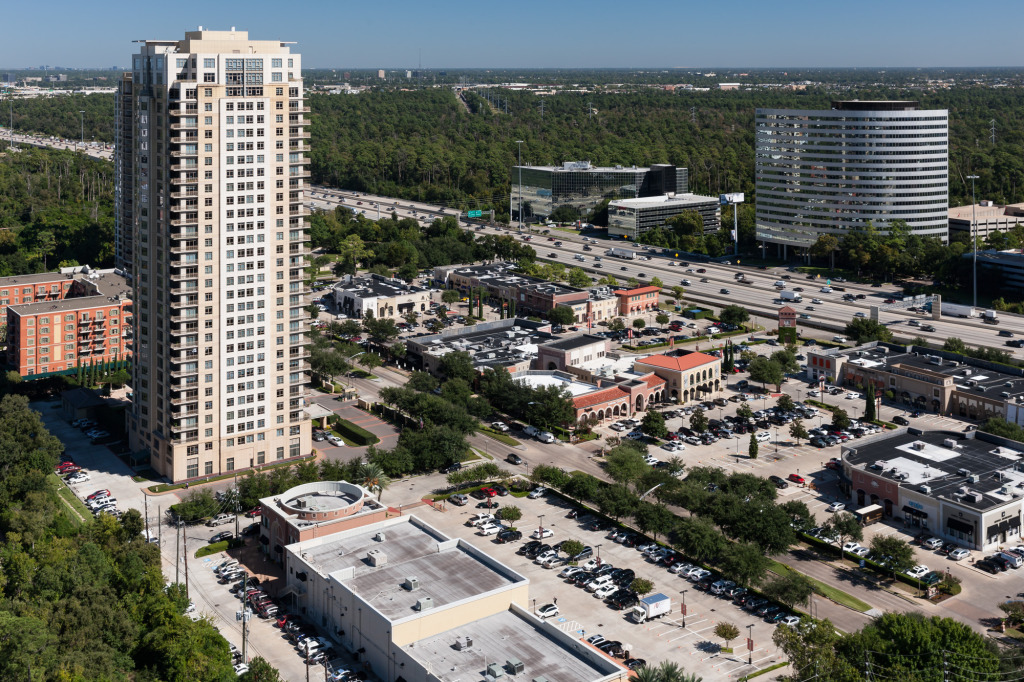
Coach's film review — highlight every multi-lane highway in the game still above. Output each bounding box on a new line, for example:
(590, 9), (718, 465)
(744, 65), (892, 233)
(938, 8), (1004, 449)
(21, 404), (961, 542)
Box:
(5, 130), (1019, 358)
(307, 185), (1024, 358)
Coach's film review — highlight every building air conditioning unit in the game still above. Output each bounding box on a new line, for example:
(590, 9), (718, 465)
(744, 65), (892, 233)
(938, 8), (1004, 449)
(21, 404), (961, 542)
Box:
(912, 441), (926, 450)
(366, 549), (387, 567)
(966, 492), (983, 503)
(919, 485), (931, 494)
(403, 577), (420, 591)
(374, 532), (386, 542)
(487, 663), (505, 678)
(943, 439), (958, 449)
(454, 636), (473, 650)
(969, 474), (981, 483)
(506, 658), (525, 674)
(415, 596), (434, 611)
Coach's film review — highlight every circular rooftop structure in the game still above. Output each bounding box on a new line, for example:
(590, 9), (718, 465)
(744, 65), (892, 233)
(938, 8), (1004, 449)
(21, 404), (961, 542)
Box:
(276, 481), (368, 521)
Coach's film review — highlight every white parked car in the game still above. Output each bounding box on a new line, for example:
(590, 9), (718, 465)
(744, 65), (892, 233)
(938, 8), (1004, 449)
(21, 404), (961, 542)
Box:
(845, 392), (862, 400)
(661, 442), (685, 453)
(609, 422), (627, 431)
(326, 435), (343, 446)
(530, 527), (554, 539)
(477, 523), (503, 536)
(528, 487), (547, 499)
(491, 421), (510, 432)
(593, 583), (619, 599)
(841, 541), (864, 553)
(826, 502), (846, 513)
(534, 550), (558, 564)
(905, 564), (930, 579)
(560, 566), (585, 578)
(67, 473), (91, 484)
(755, 431), (772, 442)
(536, 431), (556, 444)
(535, 603), (559, 619)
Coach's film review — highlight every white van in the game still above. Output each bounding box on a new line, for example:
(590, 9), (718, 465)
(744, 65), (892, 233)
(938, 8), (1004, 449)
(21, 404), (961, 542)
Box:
(522, 425), (540, 438)
(997, 551), (1023, 568)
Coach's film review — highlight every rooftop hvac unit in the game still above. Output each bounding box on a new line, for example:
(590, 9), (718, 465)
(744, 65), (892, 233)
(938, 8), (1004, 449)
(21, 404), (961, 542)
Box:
(375, 532), (386, 542)
(532, 677), (550, 682)
(969, 474), (981, 483)
(966, 492), (983, 503)
(912, 441), (926, 450)
(506, 658), (525, 674)
(415, 596), (434, 611)
(963, 369), (972, 376)
(403, 577), (420, 591)
(366, 549), (387, 567)
(487, 663), (505, 678)
(454, 636), (473, 650)
(919, 485), (931, 494)
(943, 439), (958, 449)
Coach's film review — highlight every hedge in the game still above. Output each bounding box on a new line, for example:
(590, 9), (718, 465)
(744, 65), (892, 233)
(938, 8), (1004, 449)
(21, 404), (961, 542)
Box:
(331, 417), (380, 446)
(195, 537), (245, 558)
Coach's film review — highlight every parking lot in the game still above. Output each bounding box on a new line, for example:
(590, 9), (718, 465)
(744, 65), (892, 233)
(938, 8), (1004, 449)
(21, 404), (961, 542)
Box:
(425, 491), (789, 680)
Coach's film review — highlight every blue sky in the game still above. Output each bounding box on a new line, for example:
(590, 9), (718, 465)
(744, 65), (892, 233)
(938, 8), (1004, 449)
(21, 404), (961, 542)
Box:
(3, 0), (1023, 69)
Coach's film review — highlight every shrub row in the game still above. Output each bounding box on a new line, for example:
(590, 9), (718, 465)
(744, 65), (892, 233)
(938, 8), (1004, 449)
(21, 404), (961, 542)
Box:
(331, 416), (379, 446)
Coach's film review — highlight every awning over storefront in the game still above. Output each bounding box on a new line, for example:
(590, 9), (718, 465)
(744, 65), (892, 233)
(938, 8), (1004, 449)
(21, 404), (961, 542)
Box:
(947, 518), (973, 534)
(987, 518), (1020, 537)
(902, 506), (928, 519)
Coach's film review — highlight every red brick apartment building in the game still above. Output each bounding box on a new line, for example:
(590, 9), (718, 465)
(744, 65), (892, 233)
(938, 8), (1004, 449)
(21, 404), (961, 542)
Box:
(3, 268), (133, 378)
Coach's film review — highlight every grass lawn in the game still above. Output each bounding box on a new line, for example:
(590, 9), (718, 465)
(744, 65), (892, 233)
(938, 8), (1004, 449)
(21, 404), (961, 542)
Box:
(479, 425), (521, 447)
(131, 467), (162, 483)
(768, 559), (872, 612)
(48, 473), (91, 524)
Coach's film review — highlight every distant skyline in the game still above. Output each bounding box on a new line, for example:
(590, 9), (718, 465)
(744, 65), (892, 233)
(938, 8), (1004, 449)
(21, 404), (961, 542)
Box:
(3, 0), (1024, 70)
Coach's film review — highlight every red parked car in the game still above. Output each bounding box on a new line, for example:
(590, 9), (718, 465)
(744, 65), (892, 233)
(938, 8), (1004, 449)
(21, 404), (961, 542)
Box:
(787, 473), (806, 484)
(56, 461), (79, 473)
(245, 506), (262, 518)
(480, 487), (498, 498)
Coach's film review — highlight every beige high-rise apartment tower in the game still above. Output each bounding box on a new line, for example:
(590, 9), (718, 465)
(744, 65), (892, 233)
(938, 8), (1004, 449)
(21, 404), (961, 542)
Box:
(116, 28), (311, 482)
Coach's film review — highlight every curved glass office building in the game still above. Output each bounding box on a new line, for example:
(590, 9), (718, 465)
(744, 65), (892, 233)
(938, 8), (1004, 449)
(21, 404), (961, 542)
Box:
(755, 101), (948, 252)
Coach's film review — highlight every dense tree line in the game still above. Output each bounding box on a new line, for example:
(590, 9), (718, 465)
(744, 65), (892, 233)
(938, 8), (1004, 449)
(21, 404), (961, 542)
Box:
(0, 395), (248, 680)
(0, 147), (115, 276)
(6, 93), (116, 143)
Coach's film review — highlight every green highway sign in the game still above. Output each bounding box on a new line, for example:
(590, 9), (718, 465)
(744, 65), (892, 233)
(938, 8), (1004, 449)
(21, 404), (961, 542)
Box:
(467, 210), (482, 218)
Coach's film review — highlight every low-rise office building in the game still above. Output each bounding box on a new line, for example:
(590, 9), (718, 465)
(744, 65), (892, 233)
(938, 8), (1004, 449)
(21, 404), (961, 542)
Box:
(841, 429), (1023, 551)
(329, 274), (431, 321)
(5, 268), (133, 379)
(633, 350), (722, 403)
(0, 271), (76, 319)
(436, 262), (590, 316)
(282, 514), (626, 682)
(607, 192), (721, 239)
(510, 368), (665, 424)
(535, 334), (609, 372)
(613, 285), (661, 316)
(974, 249), (1024, 294)
(806, 341), (1024, 421)
(406, 317), (552, 376)
(259, 481), (387, 561)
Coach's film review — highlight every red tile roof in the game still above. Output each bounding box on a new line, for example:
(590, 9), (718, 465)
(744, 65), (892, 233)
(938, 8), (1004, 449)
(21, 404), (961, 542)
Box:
(612, 286), (661, 297)
(641, 374), (667, 388)
(778, 306), (796, 314)
(634, 352), (718, 372)
(573, 386), (628, 410)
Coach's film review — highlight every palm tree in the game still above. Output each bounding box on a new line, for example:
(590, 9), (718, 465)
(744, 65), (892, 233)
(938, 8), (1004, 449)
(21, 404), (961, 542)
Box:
(356, 462), (392, 501)
(629, 661), (701, 682)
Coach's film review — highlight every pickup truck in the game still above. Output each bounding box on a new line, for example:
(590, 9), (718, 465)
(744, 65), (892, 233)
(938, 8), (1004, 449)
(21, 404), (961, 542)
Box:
(206, 513), (234, 527)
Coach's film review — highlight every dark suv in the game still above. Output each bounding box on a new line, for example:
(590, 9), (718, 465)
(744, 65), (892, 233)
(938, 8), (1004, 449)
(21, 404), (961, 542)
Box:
(497, 529), (522, 543)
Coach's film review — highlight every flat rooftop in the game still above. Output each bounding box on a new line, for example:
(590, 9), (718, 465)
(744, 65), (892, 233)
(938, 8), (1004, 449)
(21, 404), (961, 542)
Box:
(284, 487), (360, 513)
(410, 608), (622, 682)
(298, 517), (524, 621)
(843, 430), (1024, 511)
(510, 370), (602, 397)
(609, 192), (719, 210)
(332, 273), (427, 299)
(409, 318), (552, 369)
(834, 344), (1024, 400)
(513, 161), (653, 173)
(542, 333), (606, 352)
(0, 272), (69, 287)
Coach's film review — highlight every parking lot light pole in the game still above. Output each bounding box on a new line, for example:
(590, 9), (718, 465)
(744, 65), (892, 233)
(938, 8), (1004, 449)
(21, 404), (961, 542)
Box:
(596, 543), (602, 561)
(747, 624), (754, 665)
(538, 514), (545, 535)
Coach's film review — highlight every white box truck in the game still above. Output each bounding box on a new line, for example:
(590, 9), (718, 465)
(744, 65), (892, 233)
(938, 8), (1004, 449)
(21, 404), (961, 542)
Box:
(629, 593), (671, 623)
(940, 302), (977, 318)
(780, 291), (803, 303)
(606, 247), (636, 260)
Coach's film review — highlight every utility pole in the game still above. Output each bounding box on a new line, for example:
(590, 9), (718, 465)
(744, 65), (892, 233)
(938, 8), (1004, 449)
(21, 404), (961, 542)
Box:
(157, 505), (161, 547)
(515, 140), (524, 232)
(144, 494), (150, 542)
(968, 174), (979, 307)
(234, 473), (240, 538)
(241, 572), (250, 663)
(175, 516), (180, 583)
(182, 523), (190, 599)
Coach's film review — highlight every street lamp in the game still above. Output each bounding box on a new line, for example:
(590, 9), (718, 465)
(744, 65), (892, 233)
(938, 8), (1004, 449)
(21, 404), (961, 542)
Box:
(967, 174), (980, 308)
(774, 426), (779, 455)
(747, 623), (754, 665)
(538, 514), (545, 535)
(515, 140), (524, 231)
(78, 110), (85, 151)
(681, 589), (688, 627)
(596, 543), (602, 561)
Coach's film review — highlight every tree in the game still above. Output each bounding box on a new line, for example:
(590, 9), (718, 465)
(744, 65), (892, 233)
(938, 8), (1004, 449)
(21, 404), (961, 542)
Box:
(595, 484), (639, 520)
(748, 356), (784, 392)
(776, 394), (795, 412)
(844, 317), (893, 344)
(869, 534), (916, 580)
(864, 383), (876, 422)
(671, 517), (725, 563)
(713, 622), (740, 651)
(627, 277), (640, 289)
(356, 461), (392, 500)
(824, 511), (863, 564)
(605, 445), (649, 486)
(441, 289), (462, 306)
(239, 657), (283, 682)
(720, 542), (771, 587)
(719, 304), (750, 326)
(689, 408), (708, 434)
(655, 312), (670, 326)
(671, 285), (686, 302)
(497, 505), (522, 527)
(632, 318), (646, 330)
(362, 314), (401, 345)
(609, 317), (626, 331)
(439, 350), (475, 382)
(650, 276), (664, 289)
(831, 407), (851, 430)
(567, 266), (592, 288)
(335, 234), (374, 275)
(629, 578), (655, 596)
(748, 432), (759, 459)
(634, 502), (674, 541)
(943, 337), (967, 354)
(809, 233), (840, 269)
(763, 571), (815, 609)
(407, 371), (439, 393)
(547, 305), (575, 326)
(641, 410), (669, 439)
(559, 539), (585, 560)
(736, 403), (754, 420)
(789, 419), (809, 445)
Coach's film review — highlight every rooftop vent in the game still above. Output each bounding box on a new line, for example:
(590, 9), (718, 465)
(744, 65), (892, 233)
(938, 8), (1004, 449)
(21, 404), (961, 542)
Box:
(403, 577), (420, 591)
(966, 492), (983, 503)
(414, 596), (434, 611)
(366, 549), (387, 567)
(374, 532), (386, 542)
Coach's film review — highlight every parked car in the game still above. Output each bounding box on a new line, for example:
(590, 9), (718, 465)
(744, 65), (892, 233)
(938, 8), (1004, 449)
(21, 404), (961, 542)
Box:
(826, 502), (846, 513)
(535, 603), (559, 619)
(530, 527), (554, 539)
(528, 487), (548, 499)
(893, 415), (910, 426)
(210, 531), (234, 544)
(497, 529), (522, 543)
